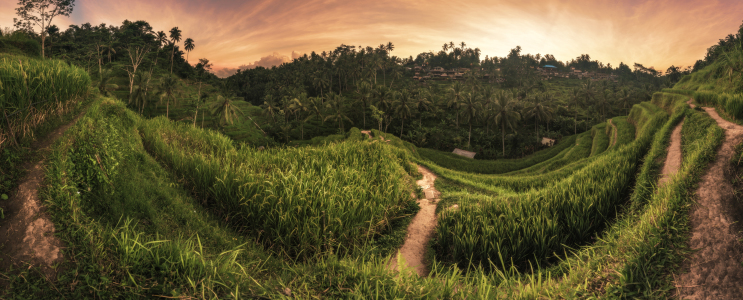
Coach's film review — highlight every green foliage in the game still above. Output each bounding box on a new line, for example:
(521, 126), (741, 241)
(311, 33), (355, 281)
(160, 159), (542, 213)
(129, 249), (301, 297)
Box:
(590, 123), (609, 156)
(139, 117), (418, 259)
(0, 31), (41, 57)
(0, 54), (90, 111)
(418, 134), (577, 174)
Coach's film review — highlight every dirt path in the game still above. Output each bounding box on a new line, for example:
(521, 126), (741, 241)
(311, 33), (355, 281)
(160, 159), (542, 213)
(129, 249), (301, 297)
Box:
(674, 103), (743, 299)
(608, 119), (618, 147)
(659, 119), (684, 187)
(388, 165), (440, 277)
(0, 110), (85, 280)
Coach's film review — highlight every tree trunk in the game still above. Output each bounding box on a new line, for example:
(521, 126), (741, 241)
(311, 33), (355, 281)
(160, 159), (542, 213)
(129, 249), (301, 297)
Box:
(400, 118), (405, 137)
(502, 126), (506, 157)
(193, 107), (198, 127)
(468, 122), (472, 148)
(167, 100), (170, 119)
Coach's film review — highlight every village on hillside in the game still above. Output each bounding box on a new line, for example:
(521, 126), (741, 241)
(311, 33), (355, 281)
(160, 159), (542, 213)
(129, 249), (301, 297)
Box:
(410, 65), (619, 83)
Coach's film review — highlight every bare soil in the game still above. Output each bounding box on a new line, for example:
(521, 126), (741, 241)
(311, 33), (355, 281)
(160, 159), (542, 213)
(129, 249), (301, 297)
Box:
(659, 120), (684, 187)
(388, 165), (440, 277)
(674, 104), (743, 299)
(609, 119), (618, 147)
(0, 111), (84, 280)
(360, 130), (373, 139)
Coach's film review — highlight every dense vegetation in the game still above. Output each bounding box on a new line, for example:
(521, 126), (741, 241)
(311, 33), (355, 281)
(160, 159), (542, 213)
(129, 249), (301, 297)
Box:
(3, 4), (743, 299)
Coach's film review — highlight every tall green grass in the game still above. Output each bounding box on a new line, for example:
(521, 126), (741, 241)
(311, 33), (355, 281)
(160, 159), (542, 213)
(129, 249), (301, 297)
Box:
(140, 117), (418, 259)
(591, 123), (609, 156)
(432, 103), (668, 272)
(0, 54), (90, 111)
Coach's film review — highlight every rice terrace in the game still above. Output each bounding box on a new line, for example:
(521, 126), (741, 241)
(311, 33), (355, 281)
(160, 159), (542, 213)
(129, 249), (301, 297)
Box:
(2, 0), (743, 299)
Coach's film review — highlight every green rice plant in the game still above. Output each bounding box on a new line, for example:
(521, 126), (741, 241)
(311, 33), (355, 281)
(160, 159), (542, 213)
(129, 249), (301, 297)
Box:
(418, 134), (578, 174)
(140, 117), (418, 259)
(724, 93), (743, 120)
(611, 116), (636, 147)
(651, 92), (688, 114)
(661, 88), (694, 96)
(0, 54), (90, 111)
(432, 106), (668, 272)
(591, 123), (610, 156)
(508, 132), (593, 175)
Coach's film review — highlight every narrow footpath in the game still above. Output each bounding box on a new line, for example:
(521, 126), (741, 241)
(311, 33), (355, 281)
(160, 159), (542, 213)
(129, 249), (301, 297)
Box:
(674, 100), (743, 299)
(388, 165), (440, 277)
(608, 119), (618, 147)
(659, 119), (684, 187)
(0, 110), (85, 280)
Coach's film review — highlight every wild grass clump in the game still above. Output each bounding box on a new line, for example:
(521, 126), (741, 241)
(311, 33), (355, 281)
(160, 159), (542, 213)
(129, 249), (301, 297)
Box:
(0, 54), (90, 150)
(140, 117), (418, 259)
(651, 92), (688, 114)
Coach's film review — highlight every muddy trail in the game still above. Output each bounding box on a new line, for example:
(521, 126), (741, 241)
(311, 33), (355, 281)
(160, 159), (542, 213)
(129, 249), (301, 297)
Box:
(674, 101), (743, 299)
(0, 110), (85, 280)
(388, 165), (440, 277)
(659, 119), (685, 187)
(608, 119), (618, 147)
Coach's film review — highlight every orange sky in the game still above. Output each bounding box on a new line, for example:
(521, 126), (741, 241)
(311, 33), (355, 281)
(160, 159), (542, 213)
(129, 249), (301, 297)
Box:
(2, 0), (743, 77)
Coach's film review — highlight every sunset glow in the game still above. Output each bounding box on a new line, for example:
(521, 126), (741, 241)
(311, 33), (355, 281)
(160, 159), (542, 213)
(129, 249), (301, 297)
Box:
(2, 0), (742, 77)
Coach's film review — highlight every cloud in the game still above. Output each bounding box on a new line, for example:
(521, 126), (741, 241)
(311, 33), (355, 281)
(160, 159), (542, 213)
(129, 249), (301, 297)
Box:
(4, 0), (743, 72)
(212, 52), (298, 78)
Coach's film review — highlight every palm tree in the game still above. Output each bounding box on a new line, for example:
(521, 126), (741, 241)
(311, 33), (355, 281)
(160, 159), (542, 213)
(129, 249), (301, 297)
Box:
(617, 88), (632, 115)
(386, 41), (395, 55)
(261, 95), (281, 124)
(523, 93), (554, 139)
(194, 92), (208, 127)
(289, 93), (310, 139)
(460, 91), (482, 148)
(169, 27), (182, 74)
(393, 89), (415, 137)
(442, 43), (449, 52)
(183, 38), (195, 63)
(324, 93), (353, 132)
(492, 90), (521, 156)
(356, 81), (373, 128)
(305, 96), (325, 125)
(157, 76), (180, 118)
(210, 95), (244, 128)
(97, 68), (118, 97)
(413, 88), (433, 126)
(128, 72), (150, 114)
(459, 41), (467, 50)
(568, 88), (583, 135)
(389, 65), (403, 88)
(448, 81), (466, 127)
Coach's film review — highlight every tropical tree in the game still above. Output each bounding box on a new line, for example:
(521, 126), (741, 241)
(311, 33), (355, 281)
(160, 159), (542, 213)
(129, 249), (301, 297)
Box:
(448, 81), (466, 127)
(304, 96), (325, 126)
(356, 81), (373, 128)
(459, 91), (481, 148)
(128, 71), (150, 114)
(157, 75), (180, 118)
(261, 95), (281, 124)
(413, 88), (433, 126)
(168, 26), (182, 74)
(14, 0), (75, 59)
(492, 90), (521, 156)
(97, 68), (118, 97)
(523, 93), (554, 139)
(616, 88), (632, 115)
(393, 89), (415, 137)
(210, 95), (243, 128)
(568, 88), (583, 135)
(324, 93), (353, 132)
(289, 93), (310, 139)
(183, 37), (194, 63)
